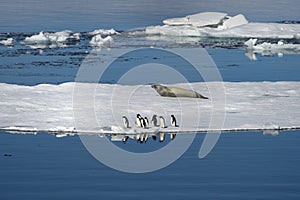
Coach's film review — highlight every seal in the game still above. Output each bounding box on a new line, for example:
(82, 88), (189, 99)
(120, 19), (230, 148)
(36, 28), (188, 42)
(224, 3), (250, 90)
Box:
(151, 84), (208, 99)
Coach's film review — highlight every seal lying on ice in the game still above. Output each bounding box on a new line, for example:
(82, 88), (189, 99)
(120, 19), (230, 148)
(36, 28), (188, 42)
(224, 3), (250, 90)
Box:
(151, 84), (208, 99)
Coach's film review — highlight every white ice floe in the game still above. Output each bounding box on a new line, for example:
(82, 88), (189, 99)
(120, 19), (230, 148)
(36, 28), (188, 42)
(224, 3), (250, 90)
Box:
(24, 32), (49, 44)
(88, 28), (119, 36)
(89, 34), (114, 47)
(218, 14), (248, 30)
(244, 38), (300, 59)
(23, 30), (80, 47)
(0, 38), (14, 46)
(146, 25), (201, 37)
(163, 12), (228, 27)
(245, 38), (300, 51)
(146, 12), (300, 39)
(0, 82), (299, 134)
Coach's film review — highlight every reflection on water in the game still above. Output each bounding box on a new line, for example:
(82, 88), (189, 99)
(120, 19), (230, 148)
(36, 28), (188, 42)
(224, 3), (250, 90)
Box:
(1, 130), (300, 199)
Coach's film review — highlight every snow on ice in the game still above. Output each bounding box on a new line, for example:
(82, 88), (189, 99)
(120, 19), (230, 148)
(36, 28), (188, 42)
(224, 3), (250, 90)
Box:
(0, 82), (299, 135)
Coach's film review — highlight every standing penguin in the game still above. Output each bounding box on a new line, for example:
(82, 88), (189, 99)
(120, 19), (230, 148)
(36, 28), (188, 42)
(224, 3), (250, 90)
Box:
(140, 117), (147, 129)
(170, 114), (178, 127)
(144, 117), (149, 128)
(159, 116), (166, 128)
(122, 116), (130, 128)
(151, 114), (158, 127)
(136, 114), (142, 128)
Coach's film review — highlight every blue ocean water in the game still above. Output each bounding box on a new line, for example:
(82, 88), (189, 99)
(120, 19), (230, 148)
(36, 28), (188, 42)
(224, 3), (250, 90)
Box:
(1, 131), (300, 199)
(0, 0), (299, 32)
(0, 1), (300, 199)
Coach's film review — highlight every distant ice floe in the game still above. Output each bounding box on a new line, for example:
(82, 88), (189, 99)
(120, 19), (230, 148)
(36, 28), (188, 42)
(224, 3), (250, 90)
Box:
(23, 30), (80, 48)
(244, 38), (300, 59)
(0, 38), (14, 46)
(87, 28), (119, 36)
(89, 34), (114, 47)
(20, 29), (118, 49)
(146, 12), (300, 39)
(163, 12), (228, 27)
(88, 28), (117, 48)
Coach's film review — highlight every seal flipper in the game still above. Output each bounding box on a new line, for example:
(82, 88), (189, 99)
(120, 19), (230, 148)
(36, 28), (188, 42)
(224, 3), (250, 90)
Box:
(195, 92), (209, 99)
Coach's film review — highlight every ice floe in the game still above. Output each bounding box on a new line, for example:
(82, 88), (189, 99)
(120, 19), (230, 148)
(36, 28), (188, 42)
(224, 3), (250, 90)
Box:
(87, 28), (119, 36)
(0, 38), (14, 46)
(23, 30), (80, 48)
(245, 38), (300, 59)
(0, 82), (299, 135)
(89, 34), (114, 47)
(146, 12), (300, 39)
(163, 12), (228, 27)
(219, 14), (248, 30)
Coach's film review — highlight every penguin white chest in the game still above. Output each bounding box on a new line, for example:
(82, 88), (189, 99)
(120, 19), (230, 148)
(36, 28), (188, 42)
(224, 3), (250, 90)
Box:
(159, 116), (166, 128)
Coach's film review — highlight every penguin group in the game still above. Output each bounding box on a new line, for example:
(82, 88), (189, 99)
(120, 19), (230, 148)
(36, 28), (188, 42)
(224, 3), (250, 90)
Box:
(122, 114), (178, 129)
(121, 114), (178, 144)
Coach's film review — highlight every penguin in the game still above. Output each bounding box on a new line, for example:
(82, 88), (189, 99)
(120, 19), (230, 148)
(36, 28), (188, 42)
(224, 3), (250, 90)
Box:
(144, 117), (149, 128)
(159, 116), (166, 128)
(135, 114), (142, 128)
(151, 114), (158, 127)
(170, 114), (178, 127)
(122, 116), (130, 128)
(140, 117), (147, 129)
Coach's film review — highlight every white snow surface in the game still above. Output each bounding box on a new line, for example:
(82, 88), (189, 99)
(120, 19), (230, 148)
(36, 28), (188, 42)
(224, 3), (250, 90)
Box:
(146, 12), (300, 39)
(0, 82), (299, 134)
(163, 12), (228, 27)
